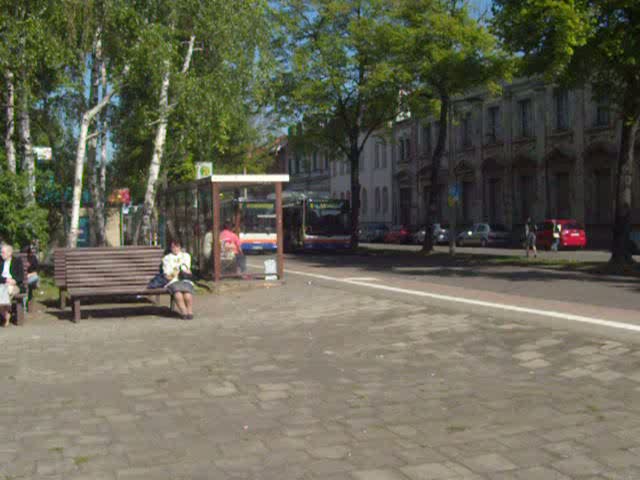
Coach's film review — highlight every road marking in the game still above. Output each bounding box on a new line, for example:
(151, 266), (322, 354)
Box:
(286, 267), (640, 334)
(344, 277), (379, 282)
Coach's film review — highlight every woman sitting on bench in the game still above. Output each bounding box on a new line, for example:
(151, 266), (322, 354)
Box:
(0, 243), (24, 327)
(162, 240), (194, 320)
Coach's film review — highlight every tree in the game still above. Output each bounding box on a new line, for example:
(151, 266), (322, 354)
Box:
(492, 0), (640, 266)
(389, 0), (510, 253)
(274, 0), (403, 247)
(105, 0), (272, 245)
(3, 71), (16, 173)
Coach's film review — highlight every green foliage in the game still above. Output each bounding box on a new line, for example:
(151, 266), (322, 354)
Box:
(273, 0), (402, 157)
(491, 0), (640, 116)
(390, 0), (512, 114)
(111, 0), (274, 198)
(0, 173), (49, 249)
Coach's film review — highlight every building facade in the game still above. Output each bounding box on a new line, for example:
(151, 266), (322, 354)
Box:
(400, 79), (640, 246)
(330, 132), (394, 226)
(279, 78), (639, 245)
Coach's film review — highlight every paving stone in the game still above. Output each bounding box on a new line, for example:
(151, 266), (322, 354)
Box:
(552, 455), (606, 476)
(462, 453), (518, 473)
(351, 469), (407, 480)
(400, 462), (460, 479)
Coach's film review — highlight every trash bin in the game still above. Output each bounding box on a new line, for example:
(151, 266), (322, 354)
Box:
(264, 259), (277, 281)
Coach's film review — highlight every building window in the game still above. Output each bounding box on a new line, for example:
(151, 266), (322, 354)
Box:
(312, 151), (318, 171)
(462, 113), (473, 148)
(324, 153), (329, 170)
(340, 192), (345, 200)
(399, 139), (405, 163)
(288, 158), (293, 174)
(595, 95), (610, 127)
(374, 142), (380, 169)
(554, 89), (569, 131)
(340, 161), (345, 175)
(487, 106), (500, 144)
(381, 142), (387, 168)
(295, 155), (301, 174)
(405, 138), (411, 161)
(361, 188), (368, 215)
(382, 187), (389, 214)
(518, 99), (533, 138)
(423, 124), (432, 156)
(375, 187), (381, 213)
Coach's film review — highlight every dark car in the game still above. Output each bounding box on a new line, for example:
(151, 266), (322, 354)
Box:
(457, 223), (511, 247)
(359, 223), (389, 243)
(413, 223), (450, 245)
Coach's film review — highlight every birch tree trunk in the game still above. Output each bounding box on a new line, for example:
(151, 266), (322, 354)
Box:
(136, 35), (196, 245)
(19, 82), (35, 203)
(4, 71), (16, 174)
(87, 35), (101, 246)
(67, 88), (119, 247)
(97, 53), (109, 245)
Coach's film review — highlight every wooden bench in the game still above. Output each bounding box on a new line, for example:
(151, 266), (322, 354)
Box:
(54, 246), (161, 309)
(64, 247), (171, 322)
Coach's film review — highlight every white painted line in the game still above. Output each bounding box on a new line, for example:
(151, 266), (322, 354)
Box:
(344, 277), (379, 282)
(286, 268), (640, 334)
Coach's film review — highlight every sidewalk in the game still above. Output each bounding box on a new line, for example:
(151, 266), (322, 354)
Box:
(2, 282), (640, 479)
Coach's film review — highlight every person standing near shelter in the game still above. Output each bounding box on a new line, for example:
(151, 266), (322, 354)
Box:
(551, 220), (562, 251)
(525, 217), (538, 258)
(163, 240), (194, 320)
(220, 221), (247, 275)
(0, 244), (24, 327)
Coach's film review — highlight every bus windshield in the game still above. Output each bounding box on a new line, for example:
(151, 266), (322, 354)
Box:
(242, 202), (276, 234)
(306, 200), (351, 235)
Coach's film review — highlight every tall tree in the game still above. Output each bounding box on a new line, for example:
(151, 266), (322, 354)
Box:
(492, 0), (640, 266)
(274, 0), (403, 247)
(111, 0), (272, 244)
(389, 0), (510, 253)
(3, 71), (16, 173)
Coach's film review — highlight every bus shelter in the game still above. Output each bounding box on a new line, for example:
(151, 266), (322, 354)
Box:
(158, 174), (289, 282)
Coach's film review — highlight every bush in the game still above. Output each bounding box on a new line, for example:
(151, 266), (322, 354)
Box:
(0, 172), (49, 249)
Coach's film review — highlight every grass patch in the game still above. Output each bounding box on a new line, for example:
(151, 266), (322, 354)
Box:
(48, 447), (64, 454)
(31, 273), (58, 303)
(74, 456), (90, 466)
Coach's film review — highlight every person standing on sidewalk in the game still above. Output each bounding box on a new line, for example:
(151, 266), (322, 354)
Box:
(525, 217), (538, 258)
(551, 220), (561, 252)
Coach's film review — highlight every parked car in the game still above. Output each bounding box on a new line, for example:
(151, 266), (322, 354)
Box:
(456, 223), (511, 247)
(536, 219), (587, 250)
(384, 225), (413, 244)
(359, 223), (389, 243)
(413, 223), (450, 245)
(630, 231), (640, 255)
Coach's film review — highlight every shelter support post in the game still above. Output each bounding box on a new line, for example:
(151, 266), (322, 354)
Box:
(212, 182), (221, 282)
(275, 182), (284, 279)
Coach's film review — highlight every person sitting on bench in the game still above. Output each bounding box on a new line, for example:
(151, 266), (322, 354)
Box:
(162, 240), (194, 321)
(0, 243), (24, 327)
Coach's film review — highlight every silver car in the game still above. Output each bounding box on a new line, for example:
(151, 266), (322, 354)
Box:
(457, 223), (511, 247)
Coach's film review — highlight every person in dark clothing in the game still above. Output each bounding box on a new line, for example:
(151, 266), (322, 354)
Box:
(22, 245), (39, 305)
(0, 243), (24, 327)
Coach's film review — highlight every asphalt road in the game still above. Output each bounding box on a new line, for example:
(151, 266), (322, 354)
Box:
(361, 242), (639, 262)
(279, 248), (640, 318)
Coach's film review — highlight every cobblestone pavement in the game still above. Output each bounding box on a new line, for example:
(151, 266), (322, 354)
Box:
(2, 282), (640, 479)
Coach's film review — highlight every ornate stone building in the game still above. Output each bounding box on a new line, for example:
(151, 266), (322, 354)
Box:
(398, 78), (640, 245)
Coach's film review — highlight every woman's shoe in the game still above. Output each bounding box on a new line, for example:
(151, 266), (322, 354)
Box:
(184, 314), (193, 320)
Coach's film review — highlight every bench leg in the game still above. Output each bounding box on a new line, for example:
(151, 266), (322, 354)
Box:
(169, 295), (175, 312)
(15, 301), (25, 326)
(72, 299), (81, 323)
(60, 289), (66, 310)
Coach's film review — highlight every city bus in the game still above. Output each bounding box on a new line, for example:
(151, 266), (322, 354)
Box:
(282, 193), (352, 251)
(236, 200), (277, 254)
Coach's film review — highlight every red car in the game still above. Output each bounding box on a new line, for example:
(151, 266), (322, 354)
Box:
(383, 225), (413, 244)
(537, 219), (587, 250)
